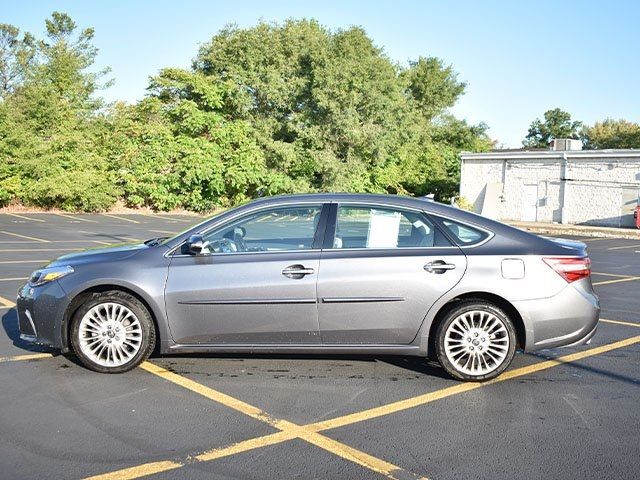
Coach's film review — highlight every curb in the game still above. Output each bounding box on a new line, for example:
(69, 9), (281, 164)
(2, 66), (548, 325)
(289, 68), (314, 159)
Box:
(508, 223), (640, 240)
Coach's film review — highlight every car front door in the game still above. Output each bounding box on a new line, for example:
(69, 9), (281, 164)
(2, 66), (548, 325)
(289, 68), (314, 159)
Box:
(165, 204), (327, 345)
(317, 204), (467, 344)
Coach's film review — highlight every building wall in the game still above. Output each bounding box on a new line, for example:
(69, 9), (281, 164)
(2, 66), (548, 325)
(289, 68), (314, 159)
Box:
(460, 154), (640, 227)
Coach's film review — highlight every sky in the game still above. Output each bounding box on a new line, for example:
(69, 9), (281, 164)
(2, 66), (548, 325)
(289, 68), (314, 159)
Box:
(3, 0), (639, 147)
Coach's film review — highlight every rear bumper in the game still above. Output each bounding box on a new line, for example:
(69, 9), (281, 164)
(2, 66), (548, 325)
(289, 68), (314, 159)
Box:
(514, 281), (600, 352)
(16, 281), (69, 350)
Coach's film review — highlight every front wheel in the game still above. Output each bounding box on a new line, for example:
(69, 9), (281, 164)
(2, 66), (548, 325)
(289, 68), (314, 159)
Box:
(70, 291), (155, 373)
(435, 301), (517, 381)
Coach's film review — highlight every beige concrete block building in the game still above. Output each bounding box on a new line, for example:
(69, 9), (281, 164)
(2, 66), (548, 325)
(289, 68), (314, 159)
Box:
(459, 143), (640, 227)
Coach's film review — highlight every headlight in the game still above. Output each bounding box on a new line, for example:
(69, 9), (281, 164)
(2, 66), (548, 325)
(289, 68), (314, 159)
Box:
(28, 265), (74, 287)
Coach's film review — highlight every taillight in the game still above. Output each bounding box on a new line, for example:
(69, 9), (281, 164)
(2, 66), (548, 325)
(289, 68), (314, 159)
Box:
(543, 257), (591, 283)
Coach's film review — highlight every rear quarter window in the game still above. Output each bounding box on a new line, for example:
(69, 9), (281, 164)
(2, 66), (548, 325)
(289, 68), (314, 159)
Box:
(439, 218), (491, 246)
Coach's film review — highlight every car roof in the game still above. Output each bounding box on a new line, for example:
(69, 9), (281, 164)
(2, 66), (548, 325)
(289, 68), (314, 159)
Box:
(163, 192), (572, 256)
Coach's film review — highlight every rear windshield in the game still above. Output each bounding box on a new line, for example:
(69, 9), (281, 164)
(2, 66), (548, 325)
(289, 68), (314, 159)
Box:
(439, 218), (490, 246)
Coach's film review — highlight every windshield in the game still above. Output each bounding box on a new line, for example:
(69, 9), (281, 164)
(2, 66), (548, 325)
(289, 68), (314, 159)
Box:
(159, 210), (227, 245)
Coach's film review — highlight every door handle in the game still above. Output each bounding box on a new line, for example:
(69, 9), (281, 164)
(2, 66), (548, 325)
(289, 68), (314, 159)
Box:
(282, 264), (315, 279)
(424, 261), (456, 274)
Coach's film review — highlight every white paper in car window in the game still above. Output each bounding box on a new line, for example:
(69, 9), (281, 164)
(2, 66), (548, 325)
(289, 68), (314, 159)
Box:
(366, 209), (401, 248)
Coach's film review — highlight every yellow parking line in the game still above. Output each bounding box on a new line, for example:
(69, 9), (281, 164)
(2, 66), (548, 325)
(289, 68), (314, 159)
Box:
(0, 248), (81, 252)
(0, 295), (16, 308)
(83, 460), (184, 480)
(0, 240), (101, 244)
(608, 244), (640, 250)
(0, 259), (49, 264)
(149, 229), (178, 235)
(581, 237), (611, 242)
(5, 213), (46, 222)
(101, 214), (140, 224)
(591, 271), (635, 278)
(0, 277), (28, 282)
(54, 213), (98, 223)
(153, 214), (194, 223)
(194, 430), (298, 462)
(298, 429), (426, 479)
(0, 353), (53, 363)
(593, 276), (640, 286)
(139, 362), (424, 480)
(89, 333), (640, 480)
(306, 334), (640, 432)
(600, 318), (640, 328)
(140, 362), (297, 430)
(0, 230), (49, 243)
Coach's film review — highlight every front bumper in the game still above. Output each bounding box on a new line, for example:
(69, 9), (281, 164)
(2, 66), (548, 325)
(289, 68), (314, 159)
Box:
(514, 281), (600, 352)
(16, 281), (70, 350)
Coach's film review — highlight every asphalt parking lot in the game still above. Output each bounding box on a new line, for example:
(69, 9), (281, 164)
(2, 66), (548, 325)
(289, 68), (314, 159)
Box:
(0, 212), (638, 480)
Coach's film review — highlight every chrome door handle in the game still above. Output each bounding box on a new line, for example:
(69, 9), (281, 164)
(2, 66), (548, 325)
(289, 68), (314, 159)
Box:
(282, 264), (315, 279)
(424, 261), (456, 274)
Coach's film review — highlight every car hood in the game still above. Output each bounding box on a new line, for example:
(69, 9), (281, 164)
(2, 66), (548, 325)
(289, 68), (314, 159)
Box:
(47, 242), (151, 267)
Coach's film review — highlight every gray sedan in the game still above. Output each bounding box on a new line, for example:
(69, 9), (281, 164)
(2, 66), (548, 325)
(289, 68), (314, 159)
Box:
(16, 194), (599, 381)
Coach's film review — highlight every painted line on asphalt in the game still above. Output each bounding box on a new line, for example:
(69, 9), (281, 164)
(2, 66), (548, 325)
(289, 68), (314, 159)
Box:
(591, 271), (636, 278)
(0, 230), (49, 243)
(0, 277), (28, 282)
(100, 214), (140, 224)
(608, 244), (640, 250)
(600, 318), (640, 328)
(137, 362), (425, 480)
(0, 248), (81, 252)
(4, 213), (46, 223)
(149, 229), (179, 235)
(144, 213), (194, 223)
(94, 334), (640, 480)
(0, 240), (105, 244)
(53, 213), (99, 223)
(0, 353), (53, 363)
(0, 259), (49, 265)
(0, 295), (16, 309)
(592, 276), (640, 286)
(83, 460), (183, 480)
(306, 334), (640, 433)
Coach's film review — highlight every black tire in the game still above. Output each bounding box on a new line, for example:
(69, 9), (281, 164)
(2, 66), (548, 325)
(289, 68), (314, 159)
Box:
(435, 300), (517, 382)
(70, 290), (155, 373)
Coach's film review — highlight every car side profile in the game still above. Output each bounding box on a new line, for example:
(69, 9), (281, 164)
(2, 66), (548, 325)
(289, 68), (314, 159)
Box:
(16, 194), (599, 381)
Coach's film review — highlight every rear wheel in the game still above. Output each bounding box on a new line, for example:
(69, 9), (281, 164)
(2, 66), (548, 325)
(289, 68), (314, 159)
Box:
(70, 291), (155, 373)
(435, 300), (516, 381)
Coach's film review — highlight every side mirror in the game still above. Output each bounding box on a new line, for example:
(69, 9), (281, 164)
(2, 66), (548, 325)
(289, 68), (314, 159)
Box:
(185, 234), (210, 256)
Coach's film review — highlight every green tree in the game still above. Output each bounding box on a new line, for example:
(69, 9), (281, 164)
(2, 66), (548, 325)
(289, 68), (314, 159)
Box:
(0, 12), (116, 211)
(0, 23), (36, 97)
(582, 119), (640, 149)
(108, 68), (295, 211)
(194, 20), (490, 199)
(523, 108), (582, 148)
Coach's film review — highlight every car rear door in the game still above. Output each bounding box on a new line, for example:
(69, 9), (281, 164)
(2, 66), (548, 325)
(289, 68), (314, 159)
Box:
(165, 203), (329, 345)
(317, 203), (467, 344)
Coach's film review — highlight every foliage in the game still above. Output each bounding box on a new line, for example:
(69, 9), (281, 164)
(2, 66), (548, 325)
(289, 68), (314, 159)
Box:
(581, 119), (640, 149)
(523, 108), (582, 148)
(0, 14), (493, 211)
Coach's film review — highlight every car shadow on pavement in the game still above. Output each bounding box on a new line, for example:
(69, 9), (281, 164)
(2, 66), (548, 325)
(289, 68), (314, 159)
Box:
(527, 351), (640, 387)
(152, 352), (452, 380)
(1, 309), (56, 354)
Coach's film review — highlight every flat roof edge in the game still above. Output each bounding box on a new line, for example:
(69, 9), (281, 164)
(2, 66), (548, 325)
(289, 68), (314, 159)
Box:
(460, 149), (640, 161)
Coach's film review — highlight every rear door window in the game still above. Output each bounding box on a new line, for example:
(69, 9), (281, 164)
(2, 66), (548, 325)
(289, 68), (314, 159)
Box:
(332, 206), (452, 249)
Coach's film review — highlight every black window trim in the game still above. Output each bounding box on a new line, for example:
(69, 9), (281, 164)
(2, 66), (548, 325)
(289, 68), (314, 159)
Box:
(427, 213), (495, 248)
(167, 202), (331, 258)
(324, 202), (458, 251)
